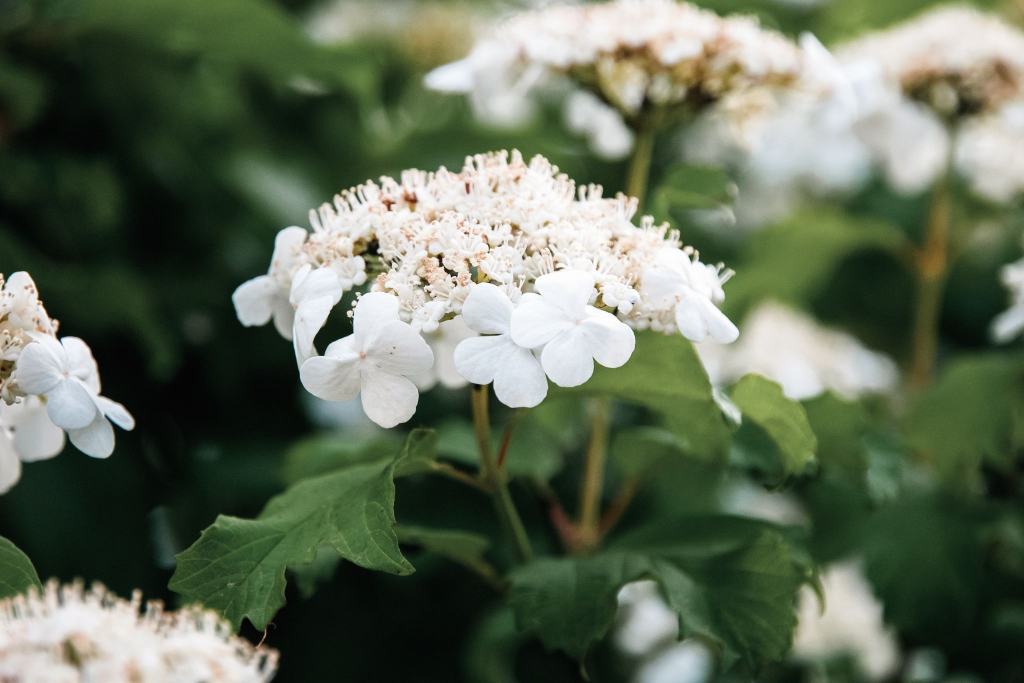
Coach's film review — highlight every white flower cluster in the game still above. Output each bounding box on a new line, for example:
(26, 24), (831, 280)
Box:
(836, 6), (1024, 119)
(793, 561), (900, 680)
(234, 151), (738, 427)
(425, 0), (806, 159)
(0, 272), (134, 494)
(0, 580), (278, 682)
(697, 302), (898, 400)
(992, 256), (1024, 343)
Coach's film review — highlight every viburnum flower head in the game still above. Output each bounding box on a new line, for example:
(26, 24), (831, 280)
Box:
(0, 271), (133, 493)
(425, 0), (807, 157)
(300, 293), (433, 428)
(235, 151), (739, 427)
(0, 580), (277, 682)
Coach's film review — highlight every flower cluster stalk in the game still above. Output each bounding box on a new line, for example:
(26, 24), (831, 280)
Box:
(909, 170), (952, 388)
(472, 384), (534, 562)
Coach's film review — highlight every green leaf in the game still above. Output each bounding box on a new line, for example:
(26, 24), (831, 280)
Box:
(724, 209), (906, 317)
(0, 536), (42, 598)
(289, 544), (341, 600)
(509, 516), (805, 669)
(393, 428), (440, 477)
(170, 457), (413, 630)
(559, 331), (731, 461)
(729, 375), (818, 486)
(801, 392), (873, 483)
(651, 164), (735, 217)
(394, 525), (490, 569)
(904, 354), (1024, 493)
(610, 426), (690, 480)
(281, 432), (403, 485)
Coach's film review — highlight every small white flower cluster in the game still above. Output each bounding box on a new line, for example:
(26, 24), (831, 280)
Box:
(697, 302), (899, 400)
(793, 561), (901, 680)
(0, 580), (278, 682)
(836, 6), (1024, 119)
(992, 256), (1024, 343)
(425, 0), (806, 159)
(0, 273), (134, 494)
(955, 102), (1024, 204)
(234, 151), (738, 428)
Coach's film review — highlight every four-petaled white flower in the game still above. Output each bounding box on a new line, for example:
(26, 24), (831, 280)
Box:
(642, 249), (739, 343)
(510, 270), (635, 387)
(288, 264), (343, 365)
(454, 283), (548, 407)
(13, 336), (134, 458)
(233, 226), (308, 338)
(300, 293), (434, 428)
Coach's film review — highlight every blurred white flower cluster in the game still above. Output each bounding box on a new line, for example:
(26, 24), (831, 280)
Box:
(993, 255), (1024, 343)
(0, 272), (133, 494)
(691, 6), (1024, 230)
(793, 561), (901, 680)
(698, 302), (899, 400)
(0, 580), (278, 682)
(234, 150), (739, 427)
(425, 0), (807, 159)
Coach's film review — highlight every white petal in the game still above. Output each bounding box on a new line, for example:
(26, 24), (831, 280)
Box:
(365, 320), (434, 376)
(452, 335), (507, 385)
(353, 292), (401, 343)
(67, 413), (115, 459)
(493, 346), (548, 408)
(46, 380), (99, 430)
(271, 299), (296, 340)
(300, 354), (363, 403)
(642, 267), (686, 305)
(580, 308), (635, 369)
(61, 337), (100, 394)
(293, 296), (338, 365)
(5, 398), (65, 462)
(271, 226), (308, 272)
(697, 297), (739, 344)
(291, 266), (342, 307)
(232, 275), (278, 327)
(992, 306), (1024, 343)
(540, 328), (595, 387)
(360, 366), (419, 428)
(511, 300), (573, 349)
(534, 270), (595, 317)
(0, 441), (21, 494)
(95, 396), (135, 431)
(423, 58), (476, 92)
(461, 283), (514, 335)
(13, 337), (65, 395)
(674, 291), (711, 342)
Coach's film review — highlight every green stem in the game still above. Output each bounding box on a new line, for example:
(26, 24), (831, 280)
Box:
(626, 124), (657, 210)
(577, 396), (612, 551)
(909, 175), (952, 389)
(472, 384), (534, 563)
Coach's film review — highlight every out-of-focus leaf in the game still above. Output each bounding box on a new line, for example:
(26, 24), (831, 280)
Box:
(170, 457), (413, 630)
(289, 543), (341, 600)
(465, 607), (523, 683)
(393, 428), (440, 477)
(725, 209), (906, 317)
(729, 375), (817, 486)
(651, 164), (735, 221)
(281, 432), (403, 485)
(559, 331), (731, 461)
(0, 536), (42, 598)
(802, 392), (872, 483)
(394, 525), (490, 569)
(904, 354), (1024, 493)
(610, 426), (689, 480)
(509, 516), (805, 670)
(436, 417), (564, 481)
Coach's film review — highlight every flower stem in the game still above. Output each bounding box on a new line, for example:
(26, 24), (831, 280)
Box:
(626, 123), (657, 210)
(577, 396), (612, 551)
(472, 384), (534, 563)
(909, 176), (952, 389)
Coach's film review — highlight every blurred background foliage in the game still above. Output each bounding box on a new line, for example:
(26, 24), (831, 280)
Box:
(1, 0), (1023, 681)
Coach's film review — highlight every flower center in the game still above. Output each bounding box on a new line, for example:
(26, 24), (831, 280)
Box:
(359, 351), (367, 360)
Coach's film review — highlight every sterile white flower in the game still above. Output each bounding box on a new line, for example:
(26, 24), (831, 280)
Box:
(956, 102), (1024, 204)
(233, 226), (309, 339)
(511, 270), (635, 387)
(641, 249), (739, 343)
(793, 561), (900, 680)
(288, 264), (343, 364)
(0, 433), (20, 495)
(0, 395), (65, 463)
(14, 335), (135, 459)
(565, 92), (635, 161)
(454, 283), (548, 407)
(992, 256), (1024, 343)
(697, 302), (899, 400)
(300, 292), (433, 428)
(0, 580), (278, 682)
